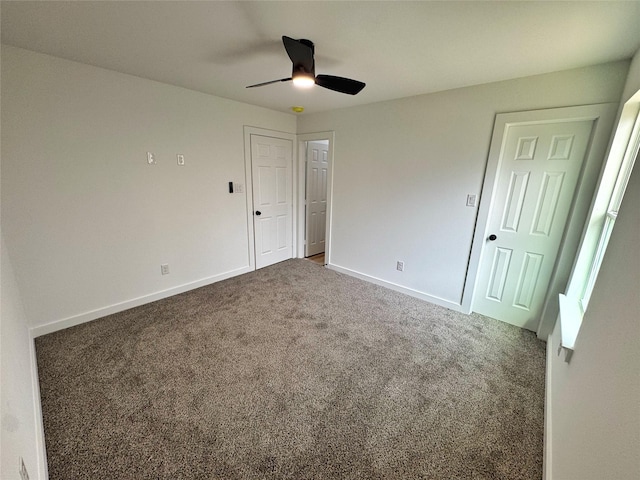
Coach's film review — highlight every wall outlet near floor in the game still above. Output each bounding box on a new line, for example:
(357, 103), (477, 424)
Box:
(396, 261), (404, 272)
(161, 264), (170, 275)
(19, 457), (30, 480)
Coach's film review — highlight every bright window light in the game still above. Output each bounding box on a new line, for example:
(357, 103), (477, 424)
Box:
(558, 93), (639, 361)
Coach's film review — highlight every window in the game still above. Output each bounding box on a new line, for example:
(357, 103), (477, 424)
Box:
(580, 111), (639, 310)
(558, 95), (640, 361)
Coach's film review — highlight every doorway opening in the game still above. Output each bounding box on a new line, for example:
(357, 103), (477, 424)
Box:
(304, 140), (329, 259)
(296, 133), (335, 266)
(306, 253), (325, 265)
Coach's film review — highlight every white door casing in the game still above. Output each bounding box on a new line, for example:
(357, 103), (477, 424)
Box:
(471, 112), (602, 330)
(250, 134), (293, 269)
(305, 141), (329, 257)
(296, 131), (334, 263)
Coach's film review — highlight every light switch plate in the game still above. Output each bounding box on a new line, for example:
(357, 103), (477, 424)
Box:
(466, 194), (477, 207)
(234, 183), (244, 193)
(147, 152), (156, 165)
(177, 154), (185, 166)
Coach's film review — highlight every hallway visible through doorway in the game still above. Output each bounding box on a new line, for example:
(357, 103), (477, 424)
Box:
(306, 253), (324, 265)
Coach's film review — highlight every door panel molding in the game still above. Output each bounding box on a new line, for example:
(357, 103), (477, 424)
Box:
(461, 104), (618, 335)
(243, 126), (297, 271)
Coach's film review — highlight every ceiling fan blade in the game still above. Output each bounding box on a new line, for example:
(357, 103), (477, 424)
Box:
(282, 36), (314, 72)
(315, 74), (366, 95)
(246, 78), (292, 88)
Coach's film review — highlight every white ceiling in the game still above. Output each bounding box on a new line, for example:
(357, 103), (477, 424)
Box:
(2, 1), (640, 115)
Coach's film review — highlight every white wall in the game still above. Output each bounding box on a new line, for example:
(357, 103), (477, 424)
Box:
(546, 48), (640, 480)
(622, 47), (640, 103)
(2, 28), (45, 479)
(1, 238), (45, 480)
(1, 46), (295, 332)
(547, 148), (640, 480)
(298, 62), (629, 309)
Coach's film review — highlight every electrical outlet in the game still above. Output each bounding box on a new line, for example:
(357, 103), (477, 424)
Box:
(147, 152), (156, 165)
(176, 154), (185, 166)
(19, 457), (29, 480)
(161, 264), (170, 275)
(466, 194), (477, 207)
(396, 261), (404, 272)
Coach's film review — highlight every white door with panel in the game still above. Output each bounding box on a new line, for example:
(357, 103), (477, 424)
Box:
(305, 141), (329, 257)
(251, 134), (293, 269)
(473, 119), (595, 328)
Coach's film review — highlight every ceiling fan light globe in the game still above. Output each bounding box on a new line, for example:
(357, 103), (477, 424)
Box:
(292, 75), (315, 88)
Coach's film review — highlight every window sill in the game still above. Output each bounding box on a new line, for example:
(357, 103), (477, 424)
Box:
(557, 294), (584, 363)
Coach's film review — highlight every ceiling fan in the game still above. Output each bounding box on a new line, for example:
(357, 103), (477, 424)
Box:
(246, 36), (366, 95)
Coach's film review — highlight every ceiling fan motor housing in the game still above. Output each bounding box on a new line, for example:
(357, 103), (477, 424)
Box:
(293, 62), (315, 79)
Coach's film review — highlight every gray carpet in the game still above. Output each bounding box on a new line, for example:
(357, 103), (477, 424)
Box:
(35, 259), (546, 479)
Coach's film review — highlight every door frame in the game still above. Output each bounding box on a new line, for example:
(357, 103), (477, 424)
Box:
(243, 126), (297, 270)
(303, 139), (330, 258)
(461, 104), (618, 336)
(296, 132), (335, 263)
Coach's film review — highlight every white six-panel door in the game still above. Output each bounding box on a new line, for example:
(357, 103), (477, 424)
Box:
(250, 134), (293, 269)
(305, 141), (329, 257)
(473, 119), (595, 328)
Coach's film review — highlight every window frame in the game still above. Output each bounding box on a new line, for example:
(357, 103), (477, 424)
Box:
(558, 98), (640, 361)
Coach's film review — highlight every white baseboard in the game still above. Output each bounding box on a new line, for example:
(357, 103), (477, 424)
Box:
(326, 263), (463, 312)
(30, 265), (253, 337)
